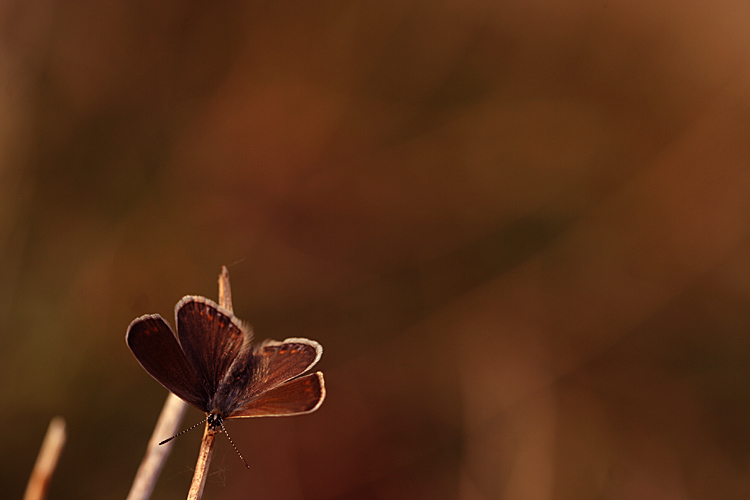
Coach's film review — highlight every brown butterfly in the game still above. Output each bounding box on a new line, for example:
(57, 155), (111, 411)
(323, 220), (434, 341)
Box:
(126, 296), (325, 459)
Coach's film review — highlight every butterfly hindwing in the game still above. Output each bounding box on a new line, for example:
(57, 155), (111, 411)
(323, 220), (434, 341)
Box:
(245, 338), (322, 400)
(229, 371), (325, 418)
(126, 314), (209, 410)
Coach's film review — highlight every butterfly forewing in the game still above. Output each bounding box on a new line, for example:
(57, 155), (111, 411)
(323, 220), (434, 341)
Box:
(245, 338), (322, 400)
(126, 315), (209, 410)
(176, 297), (248, 398)
(229, 372), (325, 418)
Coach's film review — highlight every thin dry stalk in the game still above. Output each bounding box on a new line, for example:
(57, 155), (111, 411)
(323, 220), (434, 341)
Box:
(128, 266), (234, 500)
(186, 425), (218, 500)
(185, 265), (233, 500)
(218, 265), (233, 313)
(126, 393), (188, 500)
(23, 416), (66, 500)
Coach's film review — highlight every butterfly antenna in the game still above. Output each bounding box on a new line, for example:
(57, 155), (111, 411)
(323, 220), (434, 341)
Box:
(159, 417), (208, 445)
(219, 420), (249, 469)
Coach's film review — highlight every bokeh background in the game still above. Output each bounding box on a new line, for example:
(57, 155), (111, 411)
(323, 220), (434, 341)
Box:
(2, 1), (750, 499)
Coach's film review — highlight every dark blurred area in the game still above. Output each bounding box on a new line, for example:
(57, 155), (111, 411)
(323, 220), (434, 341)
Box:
(2, 1), (750, 499)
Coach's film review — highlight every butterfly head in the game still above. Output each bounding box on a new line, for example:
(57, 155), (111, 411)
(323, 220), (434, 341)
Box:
(207, 412), (224, 431)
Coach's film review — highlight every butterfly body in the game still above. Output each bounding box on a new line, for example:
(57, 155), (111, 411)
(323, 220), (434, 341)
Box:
(126, 296), (325, 425)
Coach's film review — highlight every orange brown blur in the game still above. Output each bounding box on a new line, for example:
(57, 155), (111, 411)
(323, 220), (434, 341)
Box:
(1, 1), (750, 499)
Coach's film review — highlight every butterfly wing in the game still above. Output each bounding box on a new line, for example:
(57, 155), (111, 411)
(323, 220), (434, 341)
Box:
(126, 314), (209, 410)
(223, 338), (323, 417)
(229, 371), (325, 418)
(249, 338), (322, 398)
(175, 296), (248, 399)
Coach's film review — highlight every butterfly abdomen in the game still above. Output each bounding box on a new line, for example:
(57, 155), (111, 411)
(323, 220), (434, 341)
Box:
(211, 347), (255, 415)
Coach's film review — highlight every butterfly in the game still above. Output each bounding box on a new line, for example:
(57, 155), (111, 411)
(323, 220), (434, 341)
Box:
(126, 296), (325, 450)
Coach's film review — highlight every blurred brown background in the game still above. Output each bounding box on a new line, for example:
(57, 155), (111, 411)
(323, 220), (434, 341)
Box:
(2, 1), (750, 499)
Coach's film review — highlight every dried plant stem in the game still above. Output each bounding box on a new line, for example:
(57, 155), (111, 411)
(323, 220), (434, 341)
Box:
(128, 266), (234, 500)
(23, 416), (66, 500)
(126, 394), (188, 500)
(187, 425), (218, 500)
(185, 266), (233, 500)
(218, 265), (233, 313)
